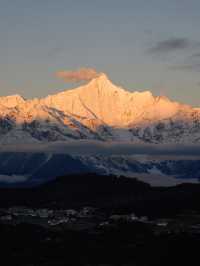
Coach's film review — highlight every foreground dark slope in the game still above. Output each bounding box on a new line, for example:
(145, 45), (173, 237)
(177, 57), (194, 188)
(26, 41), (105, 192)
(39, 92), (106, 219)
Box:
(1, 173), (200, 217)
(1, 173), (200, 266)
(1, 218), (200, 266)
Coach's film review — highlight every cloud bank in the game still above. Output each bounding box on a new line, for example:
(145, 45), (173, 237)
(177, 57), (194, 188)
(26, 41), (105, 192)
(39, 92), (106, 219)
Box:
(1, 140), (200, 158)
(56, 68), (100, 82)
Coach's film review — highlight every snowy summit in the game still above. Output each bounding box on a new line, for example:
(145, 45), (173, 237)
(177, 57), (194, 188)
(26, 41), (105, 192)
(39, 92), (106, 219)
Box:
(0, 73), (200, 144)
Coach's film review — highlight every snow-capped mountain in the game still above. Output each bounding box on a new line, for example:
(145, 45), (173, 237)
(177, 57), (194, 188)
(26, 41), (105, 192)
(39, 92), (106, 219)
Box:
(0, 73), (200, 144)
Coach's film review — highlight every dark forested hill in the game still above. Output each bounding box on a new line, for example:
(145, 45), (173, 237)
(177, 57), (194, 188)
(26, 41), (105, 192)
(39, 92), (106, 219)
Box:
(1, 173), (200, 218)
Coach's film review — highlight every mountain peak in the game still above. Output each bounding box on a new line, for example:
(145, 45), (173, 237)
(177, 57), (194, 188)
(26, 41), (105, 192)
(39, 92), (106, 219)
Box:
(95, 72), (109, 80)
(85, 72), (126, 95)
(0, 74), (199, 144)
(88, 72), (112, 85)
(0, 94), (25, 108)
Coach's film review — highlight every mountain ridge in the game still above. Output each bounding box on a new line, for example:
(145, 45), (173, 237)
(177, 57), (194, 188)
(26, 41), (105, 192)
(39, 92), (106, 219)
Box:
(0, 73), (200, 144)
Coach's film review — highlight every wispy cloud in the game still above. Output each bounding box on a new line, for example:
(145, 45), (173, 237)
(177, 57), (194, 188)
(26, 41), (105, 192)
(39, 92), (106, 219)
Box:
(148, 38), (191, 54)
(190, 52), (200, 58)
(169, 50), (200, 71)
(169, 62), (200, 71)
(56, 68), (100, 83)
(148, 37), (200, 71)
(47, 46), (65, 57)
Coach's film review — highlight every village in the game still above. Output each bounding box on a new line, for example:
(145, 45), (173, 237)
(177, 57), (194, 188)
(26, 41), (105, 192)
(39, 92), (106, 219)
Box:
(1, 206), (200, 237)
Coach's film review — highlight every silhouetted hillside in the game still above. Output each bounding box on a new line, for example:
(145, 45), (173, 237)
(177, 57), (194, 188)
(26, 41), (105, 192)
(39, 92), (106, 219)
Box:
(0, 173), (200, 217)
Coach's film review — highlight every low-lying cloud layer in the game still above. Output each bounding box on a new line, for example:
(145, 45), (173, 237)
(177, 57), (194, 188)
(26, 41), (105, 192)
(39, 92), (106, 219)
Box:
(0, 175), (28, 184)
(56, 68), (100, 82)
(1, 140), (200, 158)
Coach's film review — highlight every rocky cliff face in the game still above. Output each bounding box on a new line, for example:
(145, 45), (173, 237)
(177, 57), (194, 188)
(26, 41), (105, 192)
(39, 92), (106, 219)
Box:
(0, 73), (200, 144)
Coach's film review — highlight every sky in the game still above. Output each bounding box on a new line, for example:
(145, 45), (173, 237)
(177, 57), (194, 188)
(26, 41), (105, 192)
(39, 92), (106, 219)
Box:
(0, 0), (200, 106)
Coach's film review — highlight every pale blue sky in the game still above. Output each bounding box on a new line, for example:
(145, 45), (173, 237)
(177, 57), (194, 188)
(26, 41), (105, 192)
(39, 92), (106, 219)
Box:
(0, 0), (200, 105)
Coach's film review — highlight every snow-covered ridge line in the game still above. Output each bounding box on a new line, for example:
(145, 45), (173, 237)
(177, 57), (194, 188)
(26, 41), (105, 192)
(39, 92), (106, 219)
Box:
(0, 73), (200, 144)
